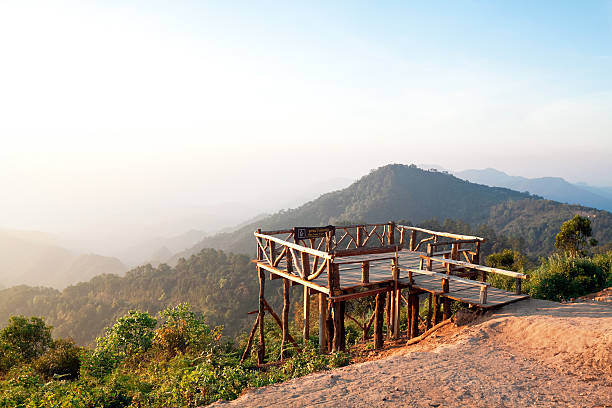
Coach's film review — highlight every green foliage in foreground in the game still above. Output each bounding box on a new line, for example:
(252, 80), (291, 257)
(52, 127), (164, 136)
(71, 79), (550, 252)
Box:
(485, 248), (612, 301)
(0, 304), (349, 407)
(526, 251), (612, 302)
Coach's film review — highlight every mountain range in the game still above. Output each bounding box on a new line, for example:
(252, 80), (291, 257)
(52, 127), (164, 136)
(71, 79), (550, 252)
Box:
(455, 168), (612, 212)
(171, 164), (612, 260)
(0, 230), (126, 289)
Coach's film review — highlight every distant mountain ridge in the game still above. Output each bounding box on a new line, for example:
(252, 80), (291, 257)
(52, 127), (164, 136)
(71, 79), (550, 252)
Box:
(170, 164), (612, 260)
(0, 230), (126, 289)
(455, 168), (612, 212)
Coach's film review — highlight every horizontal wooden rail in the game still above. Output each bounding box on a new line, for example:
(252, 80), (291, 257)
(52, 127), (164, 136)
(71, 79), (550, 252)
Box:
(397, 225), (485, 242)
(422, 255), (528, 279)
(259, 229), (294, 235)
(400, 268), (490, 288)
(333, 245), (399, 258)
(257, 262), (330, 295)
(254, 232), (332, 260)
(428, 239), (482, 247)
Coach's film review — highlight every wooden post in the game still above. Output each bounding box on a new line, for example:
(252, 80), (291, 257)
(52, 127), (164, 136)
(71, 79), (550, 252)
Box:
(356, 226), (362, 248)
(426, 293), (433, 330)
(386, 291), (392, 338)
(361, 261), (369, 283)
(426, 243), (433, 271)
(257, 267), (266, 364)
(433, 295), (440, 325)
(326, 300), (334, 353)
(392, 257), (400, 339)
(319, 292), (326, 352)
(303, 287), (310, 343)
(480, 286), (488, 304)
(442, 298), (451, 320)
(406, 292), (412, 336)
(409, 230), (417, 251)
(473, 241), (481, 264)
(410, 294), (419, 339)
(256, 229), (266, 365)
(515, 278), (522, 295)
(374, 293), (385, 349)
(281, 278), (290, 359)
(448, 243), (458, 274)
(480, 271), (487, 283)
(388, 221), (395, 245)
(332, 301), (345, 352)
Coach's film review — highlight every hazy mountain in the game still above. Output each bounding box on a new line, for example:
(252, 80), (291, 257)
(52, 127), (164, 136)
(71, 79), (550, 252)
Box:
(0, 230), (126, 289)
(171, 164), (612, 260)
(574, 182), (612, 202)
(455, 168), (612, 212)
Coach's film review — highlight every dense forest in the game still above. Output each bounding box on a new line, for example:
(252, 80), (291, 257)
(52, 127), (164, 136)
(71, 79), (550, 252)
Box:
(171, 164), (612, 260)
(0, 250), (281, 346)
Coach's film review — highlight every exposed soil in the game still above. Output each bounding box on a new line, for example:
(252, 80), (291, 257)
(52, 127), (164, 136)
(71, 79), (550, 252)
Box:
(212, 298), (612, 407)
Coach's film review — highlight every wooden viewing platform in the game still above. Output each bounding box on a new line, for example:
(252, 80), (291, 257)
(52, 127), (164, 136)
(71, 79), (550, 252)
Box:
(243, 222), (529, 363)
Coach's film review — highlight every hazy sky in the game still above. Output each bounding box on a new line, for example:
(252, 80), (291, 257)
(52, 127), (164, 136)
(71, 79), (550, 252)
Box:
(1, 1), (611, 245)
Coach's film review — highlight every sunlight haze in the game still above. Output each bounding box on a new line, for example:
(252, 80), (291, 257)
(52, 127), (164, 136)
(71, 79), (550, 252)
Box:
(1, 1), (611, 259)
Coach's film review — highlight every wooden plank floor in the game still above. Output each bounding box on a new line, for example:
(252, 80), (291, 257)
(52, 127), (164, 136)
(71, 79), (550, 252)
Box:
(269, 250), (528, 308)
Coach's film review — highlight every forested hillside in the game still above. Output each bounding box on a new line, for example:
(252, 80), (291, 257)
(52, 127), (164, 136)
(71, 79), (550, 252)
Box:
(171, 164), (612, 260)
(0, 249), (279, 345)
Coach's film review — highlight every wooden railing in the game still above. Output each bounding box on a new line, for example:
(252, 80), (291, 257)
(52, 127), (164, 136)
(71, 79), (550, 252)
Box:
(396, 225), (485, 265)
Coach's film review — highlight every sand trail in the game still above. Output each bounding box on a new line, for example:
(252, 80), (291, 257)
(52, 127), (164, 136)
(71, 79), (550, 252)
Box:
(213, 299), (612, 408)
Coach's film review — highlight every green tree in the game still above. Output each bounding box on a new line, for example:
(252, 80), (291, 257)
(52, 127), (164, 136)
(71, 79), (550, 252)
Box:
(554, 215), (598, 256)
(96, 310), (157, 357)
(0, 316), (52, 362)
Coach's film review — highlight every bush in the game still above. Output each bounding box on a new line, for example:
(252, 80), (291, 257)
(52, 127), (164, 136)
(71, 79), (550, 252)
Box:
(527, 254), (608, 301)
(32, 338), (81, 380)
(96, 310), (157, 358)
(154, 303), (221, 357)
(0, 339), (20, 375)
(0, 316), (52, 362)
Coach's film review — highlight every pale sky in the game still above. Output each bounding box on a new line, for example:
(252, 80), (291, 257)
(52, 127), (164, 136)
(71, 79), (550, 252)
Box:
(1, 1), (611, 250)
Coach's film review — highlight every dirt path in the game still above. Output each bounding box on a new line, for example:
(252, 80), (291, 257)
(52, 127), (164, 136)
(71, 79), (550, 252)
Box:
(213, 299), (612, 407)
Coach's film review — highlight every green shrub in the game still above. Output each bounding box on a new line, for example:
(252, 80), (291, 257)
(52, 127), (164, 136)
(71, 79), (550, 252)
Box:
(32, 338), (81, 380)
(527, 254), (608, 301)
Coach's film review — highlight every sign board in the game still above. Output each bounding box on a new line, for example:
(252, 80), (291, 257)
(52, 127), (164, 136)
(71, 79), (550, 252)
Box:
(293, 225), (335, 240)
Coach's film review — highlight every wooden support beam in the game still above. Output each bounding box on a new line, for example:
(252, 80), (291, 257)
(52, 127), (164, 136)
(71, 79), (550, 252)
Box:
(410, 293), (419, 339)
(303, 286), (310, 343)
(240, 314), (260, 363)
(257, 266), (266, 364)
(332, 301), (346, 352)
(281, 278), (290, 360)
(386, 291), (392, 338)
(374, 293), (385, 349)
(326, 300), (334, 353)
(319, 293), (326, 352)
(442, 298), (451, 320)
(409, 230), (417, 251)
(392, 257), (400, 339)
(515, 277), (522, 295)
(262, 299), (298, 349)
(433, 295), (441, 326)
(426, 293), (433, 331)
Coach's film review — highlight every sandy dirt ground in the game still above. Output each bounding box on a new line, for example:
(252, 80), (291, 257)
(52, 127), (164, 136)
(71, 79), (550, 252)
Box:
(212, 299), (612, 408)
